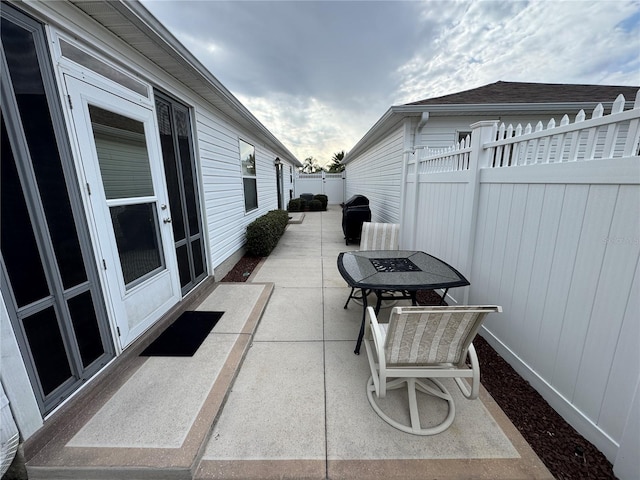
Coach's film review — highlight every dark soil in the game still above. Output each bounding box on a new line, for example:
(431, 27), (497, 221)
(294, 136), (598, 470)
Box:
(222, 255), (616, 480)
(220, 255), (263, 282)
(474, 336), (615, 479)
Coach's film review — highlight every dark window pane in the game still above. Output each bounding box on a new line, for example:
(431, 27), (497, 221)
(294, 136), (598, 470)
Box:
(176, 244), (191, 288)
(2, 18), (87, 289)
(1, 118), (50, 307)
(23, 307), (72, 396)
(176, 107), (199, 235)
(191, 238), (205, 278)
(243, 178), (258, 211)
(110, 204), (163, 285)
(156, 99), (186, 241)
(154, 92), (206, 294)
(68, 292), (105, 367)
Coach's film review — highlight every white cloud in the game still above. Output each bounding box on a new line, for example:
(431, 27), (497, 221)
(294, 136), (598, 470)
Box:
(395, 1), (640, 103)
(237, 92), (369, 166)
(141, 0), (640, 163)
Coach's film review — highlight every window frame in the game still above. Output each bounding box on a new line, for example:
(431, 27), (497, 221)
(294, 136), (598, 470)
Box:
(238, 138), (258, 212)
(456, 130), (472, 145)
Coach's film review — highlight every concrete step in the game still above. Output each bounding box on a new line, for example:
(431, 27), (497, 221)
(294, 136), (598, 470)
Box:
(24, 282), (273, 480)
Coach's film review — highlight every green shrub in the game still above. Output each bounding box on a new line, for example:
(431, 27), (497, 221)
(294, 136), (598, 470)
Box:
(268, 209), (289, 235)
(309, 199), (323, 211)
(246, 209), (289, 256)
(287, 198), (301, 212)
(313, 194), (328, 210)
(299, 198), (307, 211)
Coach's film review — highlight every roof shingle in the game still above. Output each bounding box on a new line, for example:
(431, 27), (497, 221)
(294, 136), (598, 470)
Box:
(406, 81), (639, 106)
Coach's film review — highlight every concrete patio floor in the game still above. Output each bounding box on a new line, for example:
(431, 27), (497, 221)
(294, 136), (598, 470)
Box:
(24, 206), (553, 480)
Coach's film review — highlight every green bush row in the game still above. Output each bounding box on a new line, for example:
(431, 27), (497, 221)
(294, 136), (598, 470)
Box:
(287, 194), (328, 212)
(245, 209), (289, 256)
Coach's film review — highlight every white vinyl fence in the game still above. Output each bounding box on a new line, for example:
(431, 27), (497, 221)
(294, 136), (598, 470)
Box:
(403, 91), (640, 477)
(294, 171), (345, 204)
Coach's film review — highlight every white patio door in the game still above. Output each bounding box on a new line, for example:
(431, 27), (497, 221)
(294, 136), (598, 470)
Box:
(65, 76), (180, 349)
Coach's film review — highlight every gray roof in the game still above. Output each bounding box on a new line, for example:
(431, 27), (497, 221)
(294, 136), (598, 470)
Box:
(344, 81), (639, 164)
(406, 81), (639, 106)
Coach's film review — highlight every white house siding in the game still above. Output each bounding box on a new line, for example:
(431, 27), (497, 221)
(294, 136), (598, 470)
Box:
(195, 108), (283, 271)
(40, 0), (290, 277)
(346, 114), (572, 234)
(2, 0), (295, 441)
(345, 123), (405, 224)
(43, 0), (288, 277)
(23, 0), (287, 277)
(416, 114), (565, 149)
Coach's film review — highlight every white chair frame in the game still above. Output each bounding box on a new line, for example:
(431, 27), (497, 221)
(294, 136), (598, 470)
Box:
(364, 305), (501, 435)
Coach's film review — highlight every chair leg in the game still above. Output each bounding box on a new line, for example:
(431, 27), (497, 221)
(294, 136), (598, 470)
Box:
(345, 288), (369, 308)
(344, 287), (356, 309)
(366, 376), (456, 435)
(407, 378), (421, 430)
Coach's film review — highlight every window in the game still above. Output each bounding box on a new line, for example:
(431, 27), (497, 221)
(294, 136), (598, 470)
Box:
(239, 139), (257, 211)
(457, 131), (471, 145)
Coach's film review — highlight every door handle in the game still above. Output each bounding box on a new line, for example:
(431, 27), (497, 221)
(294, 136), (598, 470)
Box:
(163, 218), (172, 224)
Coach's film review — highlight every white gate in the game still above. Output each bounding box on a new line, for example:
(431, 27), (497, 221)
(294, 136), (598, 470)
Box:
(294, 171), (345, 204)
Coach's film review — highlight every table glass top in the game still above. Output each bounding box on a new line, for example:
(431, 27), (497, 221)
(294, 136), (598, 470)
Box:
(337, 250), (469, 290)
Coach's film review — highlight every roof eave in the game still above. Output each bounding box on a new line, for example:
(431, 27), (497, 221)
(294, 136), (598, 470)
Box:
(400, 100), (627, 114)
(86, 0), (302, 167)
(343, 107), (423, 164)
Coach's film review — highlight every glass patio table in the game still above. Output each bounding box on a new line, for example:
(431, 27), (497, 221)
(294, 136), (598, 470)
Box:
(337, 250), (470, 354)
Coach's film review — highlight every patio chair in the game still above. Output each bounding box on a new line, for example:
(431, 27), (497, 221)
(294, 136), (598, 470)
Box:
(364, 305), (502, 435)
(343, 222), (400, 309)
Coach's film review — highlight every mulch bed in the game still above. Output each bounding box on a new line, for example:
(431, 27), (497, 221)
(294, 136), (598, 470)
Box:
(222, 255), (616, 479)
(473, 336), (615, 479)
(220, 255), (262, 282)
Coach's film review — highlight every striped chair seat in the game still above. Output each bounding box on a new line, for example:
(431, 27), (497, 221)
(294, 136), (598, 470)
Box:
(364, 305), (501, 435)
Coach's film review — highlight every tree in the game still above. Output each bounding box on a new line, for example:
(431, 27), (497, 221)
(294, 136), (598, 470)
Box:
(326, 150), (345, 173)
(300, 156), (321, 173)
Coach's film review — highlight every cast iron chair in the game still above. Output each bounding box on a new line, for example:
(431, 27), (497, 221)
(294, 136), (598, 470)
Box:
(364, 305), (502, 435)
(343, 222), (400, 309)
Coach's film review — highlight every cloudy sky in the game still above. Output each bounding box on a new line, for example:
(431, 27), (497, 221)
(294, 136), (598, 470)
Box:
(139, 0), (640, 166)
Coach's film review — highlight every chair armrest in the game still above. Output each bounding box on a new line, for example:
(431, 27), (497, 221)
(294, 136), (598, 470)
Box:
(366, 306), (385, 359)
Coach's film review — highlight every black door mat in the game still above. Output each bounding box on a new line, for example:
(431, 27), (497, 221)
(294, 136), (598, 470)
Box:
(140, 311), (223, 357)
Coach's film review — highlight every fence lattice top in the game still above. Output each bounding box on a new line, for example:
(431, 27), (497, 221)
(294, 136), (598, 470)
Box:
(416, 89), (640, 172)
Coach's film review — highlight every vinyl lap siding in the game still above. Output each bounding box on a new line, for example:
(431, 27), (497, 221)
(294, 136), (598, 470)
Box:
(195, 108), (278, 270)
(418, 115), (575, 149)
(346, 124), (404, 223)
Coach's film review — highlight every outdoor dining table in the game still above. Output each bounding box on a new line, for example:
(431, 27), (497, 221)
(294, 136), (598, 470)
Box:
(337, 250), (470, 354)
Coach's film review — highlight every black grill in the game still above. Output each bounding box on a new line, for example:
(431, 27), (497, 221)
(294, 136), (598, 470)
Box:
(342, 195), (371, 245)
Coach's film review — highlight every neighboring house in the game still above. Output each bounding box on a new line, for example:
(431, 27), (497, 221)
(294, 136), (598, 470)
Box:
(0, 0), (300, 444)
(342, 81), (639, 223)
(343, 81), (640, 475)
